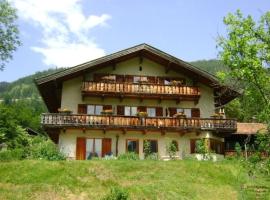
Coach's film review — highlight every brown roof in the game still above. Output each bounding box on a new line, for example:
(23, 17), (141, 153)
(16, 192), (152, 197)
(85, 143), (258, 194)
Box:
(236, 123), (268, 135)
(35, 43), (239, 112)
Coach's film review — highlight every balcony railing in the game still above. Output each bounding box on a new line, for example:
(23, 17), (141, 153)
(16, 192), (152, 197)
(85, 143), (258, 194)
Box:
(81, 82), (200, 99)
(41, 113), (237, 132)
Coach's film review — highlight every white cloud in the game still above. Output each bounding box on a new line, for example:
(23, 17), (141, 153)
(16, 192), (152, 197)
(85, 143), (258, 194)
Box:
(11, 0), (111, 67)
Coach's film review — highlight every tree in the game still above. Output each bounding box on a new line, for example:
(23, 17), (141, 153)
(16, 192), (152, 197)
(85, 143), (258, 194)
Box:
(0, 0), (20, 70)
(217, 10), (270, 122)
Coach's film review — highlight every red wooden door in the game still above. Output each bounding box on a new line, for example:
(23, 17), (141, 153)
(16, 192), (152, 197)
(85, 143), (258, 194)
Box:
(76, 137), (86, 160)
(102, 138), (112, 157)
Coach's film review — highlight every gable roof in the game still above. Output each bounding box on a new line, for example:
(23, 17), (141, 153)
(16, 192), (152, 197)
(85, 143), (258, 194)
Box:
(35, 43), (239, 112)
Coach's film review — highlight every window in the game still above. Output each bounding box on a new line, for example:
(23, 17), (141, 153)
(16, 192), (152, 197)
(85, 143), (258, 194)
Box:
(144, 140), (158, 153)
(124, 106), (137, 116)
(126, 139), (139, 153)
(87, 105), (103, 115)
(133, 76), (140, 83)
(86, 138), (102, 159)
(176, 108), (191, 117)
(147, 107), (156, 117)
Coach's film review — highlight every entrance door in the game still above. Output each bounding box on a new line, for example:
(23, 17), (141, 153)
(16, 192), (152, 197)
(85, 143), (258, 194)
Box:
(102, 138), (112, 157)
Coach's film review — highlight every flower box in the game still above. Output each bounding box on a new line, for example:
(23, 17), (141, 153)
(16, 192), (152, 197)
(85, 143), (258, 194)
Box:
(137, 112), (148, 118)
(101, 109), (113, 115)
(173, 112), (186, 118)
(58, 108), (72, 114)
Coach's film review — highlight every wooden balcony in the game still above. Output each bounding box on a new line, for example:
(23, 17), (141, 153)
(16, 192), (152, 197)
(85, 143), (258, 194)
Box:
(41, 113), (237, 133)
(81, 82), (200, 101)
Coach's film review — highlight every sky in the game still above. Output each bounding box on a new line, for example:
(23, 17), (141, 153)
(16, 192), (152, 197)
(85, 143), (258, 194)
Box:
(1, 0), (270, 82)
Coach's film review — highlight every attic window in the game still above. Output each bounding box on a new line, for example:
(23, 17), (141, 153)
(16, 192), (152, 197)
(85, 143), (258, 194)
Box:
(139, 66), (142, 71)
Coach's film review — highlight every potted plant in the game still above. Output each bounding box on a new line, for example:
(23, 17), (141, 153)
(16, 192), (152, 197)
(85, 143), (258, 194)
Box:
(210, 113), (223, 119)
(137, 111), (148, 118)
(58, 108), (72, 114)
(173, 112), (186, 118)
(101, 109), (113, 115)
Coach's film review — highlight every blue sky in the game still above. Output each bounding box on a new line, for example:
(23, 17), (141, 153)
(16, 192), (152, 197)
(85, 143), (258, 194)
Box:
(1, 0), (270, 82)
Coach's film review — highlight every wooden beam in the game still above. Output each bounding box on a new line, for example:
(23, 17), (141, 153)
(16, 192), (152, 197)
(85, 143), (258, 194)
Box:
(165, 62), (171, 74)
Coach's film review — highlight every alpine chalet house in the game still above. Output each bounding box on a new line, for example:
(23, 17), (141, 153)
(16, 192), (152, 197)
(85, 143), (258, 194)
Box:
(36, 44), (238, 160)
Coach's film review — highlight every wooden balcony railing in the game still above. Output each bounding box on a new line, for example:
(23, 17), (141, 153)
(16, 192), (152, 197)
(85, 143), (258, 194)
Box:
(81, 82), (200, 99)
(41, 113), (237, 132)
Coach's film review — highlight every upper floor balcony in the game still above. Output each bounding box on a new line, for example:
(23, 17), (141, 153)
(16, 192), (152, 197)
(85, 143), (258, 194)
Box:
(41, 113), (237, 133)
(81, 81), (200, 101)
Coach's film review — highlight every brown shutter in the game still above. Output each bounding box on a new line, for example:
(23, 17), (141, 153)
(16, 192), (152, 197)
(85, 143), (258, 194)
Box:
(76, 137), (86, 160)
(102, 138), (112, 157)
(78, 104), (87, 114)
(190, 139), (196, 154)
(168, 107), (177, 117)
(156, 107), (163, 117)
(138, 106), (146, 112)
(117, 105), (125, 115)
(103, 105), (112, 110)
(116, 75), (124, 83)
(191, 108), (200, 118)
(94, 74), (104, 81)
(125, 75), (133, 83)
(148, 76), (156, 84)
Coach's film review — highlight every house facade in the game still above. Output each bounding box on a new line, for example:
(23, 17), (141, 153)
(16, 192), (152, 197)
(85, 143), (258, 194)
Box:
(36, 44), (238, 160)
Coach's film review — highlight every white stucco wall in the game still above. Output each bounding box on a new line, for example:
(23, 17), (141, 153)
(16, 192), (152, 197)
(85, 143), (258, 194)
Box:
(61, 57), (215, 117)
(59, 129), (221, 160)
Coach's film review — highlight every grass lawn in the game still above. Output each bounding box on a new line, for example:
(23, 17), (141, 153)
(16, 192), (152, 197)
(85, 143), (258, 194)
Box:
(0, 159), (269, 200)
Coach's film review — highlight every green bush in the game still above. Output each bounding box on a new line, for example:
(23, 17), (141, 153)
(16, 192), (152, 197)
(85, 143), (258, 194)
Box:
(103, 187), (129, 200)
(27, 136), (66, 161)
(166, 140), (177, 159)
(145, 153), (159, 160)
(118, 152), (139, 160)
(234, 142), (242, 158)
(0, 148), (25, 161)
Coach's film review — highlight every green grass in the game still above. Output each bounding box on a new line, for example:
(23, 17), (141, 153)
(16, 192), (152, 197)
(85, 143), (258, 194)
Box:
(0, 160), (269, 200)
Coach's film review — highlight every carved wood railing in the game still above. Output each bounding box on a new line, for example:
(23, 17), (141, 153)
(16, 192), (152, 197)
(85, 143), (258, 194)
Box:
(41, 113), (237, 131)
(81, 82), (200, 97)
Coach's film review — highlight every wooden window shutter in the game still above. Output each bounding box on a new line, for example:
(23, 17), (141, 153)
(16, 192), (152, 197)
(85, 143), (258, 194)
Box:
(102, 138), (112, 157)
(156, 107), (163, 117)
(103, 105), (112, 110)
(76, 137), (86, 160)
(138, 106), (146, 112)
(191, 108), (200, 118)
(94, 74), (103, 81)
(78, 104), (87, 114)
(148, 76), (156, 84)
(116, 75), (124, 83)
(125, 75), (133, 83)
(168, 107), (177, 117)
(117, 105), (124, 115)
(190, 139), (196, 154)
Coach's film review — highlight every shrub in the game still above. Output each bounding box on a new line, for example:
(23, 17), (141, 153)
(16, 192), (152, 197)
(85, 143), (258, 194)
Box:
(27, 136), (66, 161)
(145, 153), (159, 160)
(118, 152), (139, 160)
(103, 187), (129, 200)
(166, 140), (177, 159)
(0, 148), (25, 161)
(234, 142), (242, 158)
(143, 141), (151, 159)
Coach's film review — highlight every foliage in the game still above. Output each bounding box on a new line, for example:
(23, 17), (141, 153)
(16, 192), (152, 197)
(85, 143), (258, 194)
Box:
(190, 59), (229, 76)
(217, 10), (270, 122)
(0, 0), (21, 70)
(145, 153), (159, 160)
(117, 152), (139, 160)
(166, 140), (177, 159)
(234, 142), (242, 158)
(255, 132), (270, 156)
(103, 187), (129, 200)
(0, 104), (30, 148)
(27, 136), (66, 161)
(0, 148), (25, 161)
(143, 140), (151, 159)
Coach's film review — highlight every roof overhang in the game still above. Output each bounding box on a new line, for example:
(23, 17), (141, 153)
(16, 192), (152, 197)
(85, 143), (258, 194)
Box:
(35, 43), (239, 112)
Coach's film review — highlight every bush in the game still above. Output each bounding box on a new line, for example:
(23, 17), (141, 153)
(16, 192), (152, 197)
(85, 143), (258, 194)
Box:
(0, 148), (25, 161)
(234, 142), (242, 158)
(103, 187), (129, 200)
(166, 140), (177, 159)
(27, 136), (66, 161)
(118, 152), (139, 160)
(145, 153), (159, 160)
